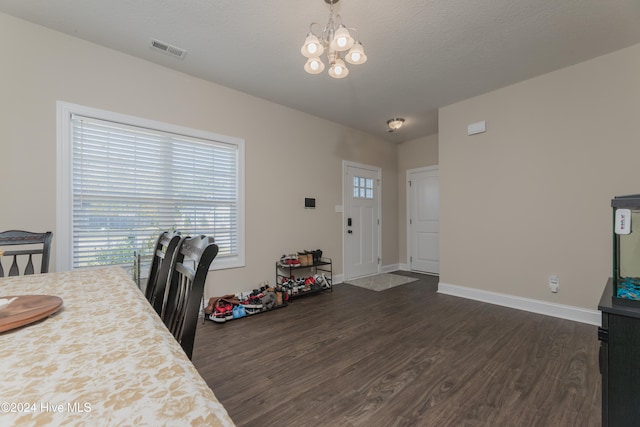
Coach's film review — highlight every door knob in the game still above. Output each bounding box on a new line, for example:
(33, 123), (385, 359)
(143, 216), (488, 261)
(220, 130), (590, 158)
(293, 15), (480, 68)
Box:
(347, 230), (353, 234)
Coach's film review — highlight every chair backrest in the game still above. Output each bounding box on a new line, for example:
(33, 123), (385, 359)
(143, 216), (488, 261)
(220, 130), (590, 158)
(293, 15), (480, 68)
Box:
(145, 231), (182, 317)
(163, 235), (218, 359)
(0, 230), (53, 277)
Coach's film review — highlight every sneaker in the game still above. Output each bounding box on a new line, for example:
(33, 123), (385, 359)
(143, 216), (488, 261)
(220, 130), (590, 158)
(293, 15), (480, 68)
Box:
(279, 255), (288, 268)
(224, 306), (234, 320)
(245, 306), (260, 315)
(245, 294), (264, 309)
(315, 273), (331, 289)
(211, 315), (226, 323)
(288, 254), (301, 267)
(212, 302), (229, 323)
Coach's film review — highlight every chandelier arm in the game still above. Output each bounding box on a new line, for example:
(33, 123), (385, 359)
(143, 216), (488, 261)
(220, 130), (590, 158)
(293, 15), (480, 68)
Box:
(347, 27), (359, 41)
(308, 22), (323, 38)
(321, 22), (328, 38)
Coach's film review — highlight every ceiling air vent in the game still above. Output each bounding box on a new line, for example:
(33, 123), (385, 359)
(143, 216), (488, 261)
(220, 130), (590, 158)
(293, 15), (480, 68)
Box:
(150, 39), (187, 59)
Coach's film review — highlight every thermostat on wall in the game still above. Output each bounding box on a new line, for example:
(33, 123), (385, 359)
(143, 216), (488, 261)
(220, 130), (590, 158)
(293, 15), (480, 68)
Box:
(305, 198), (316, 208)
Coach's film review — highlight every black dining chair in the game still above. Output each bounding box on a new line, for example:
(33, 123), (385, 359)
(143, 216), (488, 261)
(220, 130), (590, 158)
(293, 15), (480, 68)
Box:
(0, 230), (53, 277)
(145, 231), (182, 317)
(163, 235), (218, 360)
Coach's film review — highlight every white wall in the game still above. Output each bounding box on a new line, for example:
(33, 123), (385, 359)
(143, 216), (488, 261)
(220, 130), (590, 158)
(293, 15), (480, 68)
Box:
(397, 134), (439, 265)
(439, 43), (640, 310)
(0, 13), (399, 297)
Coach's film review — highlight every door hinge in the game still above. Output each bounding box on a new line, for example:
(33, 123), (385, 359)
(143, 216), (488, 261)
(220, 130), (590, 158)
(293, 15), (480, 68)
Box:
(378, 257), (381, 264)
(409, 180), (412, 187)
(410, 256), (413, 263)
(410, 218), (412, 225)
(378, 219), (380, 225)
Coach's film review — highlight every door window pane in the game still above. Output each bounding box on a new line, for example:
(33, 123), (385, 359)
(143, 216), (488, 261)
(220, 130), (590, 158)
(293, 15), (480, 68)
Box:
(353, 176), (374, 199)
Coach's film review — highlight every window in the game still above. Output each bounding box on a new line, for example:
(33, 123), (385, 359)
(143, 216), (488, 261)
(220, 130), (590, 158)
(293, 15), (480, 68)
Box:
(353, 176), (374, 199)
(56, 102), (244, 271)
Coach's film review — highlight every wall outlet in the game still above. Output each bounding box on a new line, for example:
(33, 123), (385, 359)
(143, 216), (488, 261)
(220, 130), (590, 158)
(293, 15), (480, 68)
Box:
(549, 275), (559, 293)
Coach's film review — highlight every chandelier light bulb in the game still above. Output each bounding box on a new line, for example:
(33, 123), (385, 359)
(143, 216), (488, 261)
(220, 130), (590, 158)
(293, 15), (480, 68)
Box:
(345, 42), (367, 65)
(330, 25), (355, 52)
(329, 58), (349, 79)
(304, 57), (325, 74)
(301, 33), (324, 58)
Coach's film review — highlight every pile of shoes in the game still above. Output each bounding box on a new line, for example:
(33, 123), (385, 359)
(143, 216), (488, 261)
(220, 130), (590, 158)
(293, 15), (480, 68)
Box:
(204, 295), (241, 323)
(279, 273), (331, 296)
(278, 250), (323, 268)
(205, 282), (289, 324)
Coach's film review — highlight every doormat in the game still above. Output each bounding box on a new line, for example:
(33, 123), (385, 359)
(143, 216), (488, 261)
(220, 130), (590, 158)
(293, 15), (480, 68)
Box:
(345, 273), (418, 291)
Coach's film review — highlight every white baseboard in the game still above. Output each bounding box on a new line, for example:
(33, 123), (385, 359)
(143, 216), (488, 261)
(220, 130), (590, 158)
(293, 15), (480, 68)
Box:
(398, 263), (410, 271)
(438, 282), (601, 326)
(381, 264), (400, 273)
(332, 273), (344, 285)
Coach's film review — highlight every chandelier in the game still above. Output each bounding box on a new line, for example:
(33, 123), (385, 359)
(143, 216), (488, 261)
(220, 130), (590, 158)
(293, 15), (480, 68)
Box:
(300, 0), (367, 79)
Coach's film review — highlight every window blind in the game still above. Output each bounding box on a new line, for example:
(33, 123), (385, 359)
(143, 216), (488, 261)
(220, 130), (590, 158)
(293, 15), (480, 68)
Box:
(71, 115), (239, 269)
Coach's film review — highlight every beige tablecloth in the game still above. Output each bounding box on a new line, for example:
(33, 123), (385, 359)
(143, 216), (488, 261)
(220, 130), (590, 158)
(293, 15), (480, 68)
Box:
(0, 267), (235, 427)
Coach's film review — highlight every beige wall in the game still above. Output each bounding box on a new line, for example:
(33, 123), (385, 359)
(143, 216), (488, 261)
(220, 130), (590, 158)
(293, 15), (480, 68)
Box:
(397, 134), (439, 264)
(0, 13), (399, 297)
(7, 10), (638, 313)
(439, 43), (640, 310)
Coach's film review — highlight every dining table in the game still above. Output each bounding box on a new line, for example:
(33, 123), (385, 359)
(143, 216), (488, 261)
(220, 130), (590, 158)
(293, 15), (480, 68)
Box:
(0, 266), (235, 427)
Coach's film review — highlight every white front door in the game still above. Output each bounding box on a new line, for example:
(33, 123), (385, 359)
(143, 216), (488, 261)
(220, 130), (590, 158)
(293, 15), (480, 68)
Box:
(408, 166), (439, 274)
(344, 162), (380, 280)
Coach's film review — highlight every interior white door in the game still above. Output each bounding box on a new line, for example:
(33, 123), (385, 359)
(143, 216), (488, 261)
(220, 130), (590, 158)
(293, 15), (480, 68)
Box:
(408, 167), (439, 274)
(344, 163), (380, 280)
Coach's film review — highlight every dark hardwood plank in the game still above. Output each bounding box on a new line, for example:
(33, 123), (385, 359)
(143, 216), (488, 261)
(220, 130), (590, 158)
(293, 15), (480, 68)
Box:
(192, 272), (601, 427)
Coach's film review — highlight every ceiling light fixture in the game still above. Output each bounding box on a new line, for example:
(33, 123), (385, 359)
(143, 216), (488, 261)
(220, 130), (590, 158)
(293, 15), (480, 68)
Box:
(387, 118), (405, 132)
(301, 0), (367, 79)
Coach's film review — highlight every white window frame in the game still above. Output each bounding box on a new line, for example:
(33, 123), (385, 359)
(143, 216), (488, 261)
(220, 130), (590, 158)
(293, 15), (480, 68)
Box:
(56, 101), (245, 271)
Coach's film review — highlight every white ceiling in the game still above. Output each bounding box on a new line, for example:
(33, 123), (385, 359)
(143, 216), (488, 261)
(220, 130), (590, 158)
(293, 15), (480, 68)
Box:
(1, 0), (640, 143)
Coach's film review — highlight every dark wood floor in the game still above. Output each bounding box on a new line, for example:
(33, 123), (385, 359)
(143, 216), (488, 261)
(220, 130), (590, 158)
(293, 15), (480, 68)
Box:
(192, 272), (601, 427)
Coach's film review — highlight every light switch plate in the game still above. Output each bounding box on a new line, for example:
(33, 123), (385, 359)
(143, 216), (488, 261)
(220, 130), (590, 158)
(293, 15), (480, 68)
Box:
(468, 121), (487, 135)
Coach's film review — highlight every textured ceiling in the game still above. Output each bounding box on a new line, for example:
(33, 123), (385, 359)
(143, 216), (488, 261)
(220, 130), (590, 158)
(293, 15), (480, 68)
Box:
(1, 0), (639, 143)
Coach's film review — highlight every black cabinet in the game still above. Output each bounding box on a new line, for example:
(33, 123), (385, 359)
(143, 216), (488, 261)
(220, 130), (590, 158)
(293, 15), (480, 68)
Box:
(598, 278), (640, 427)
